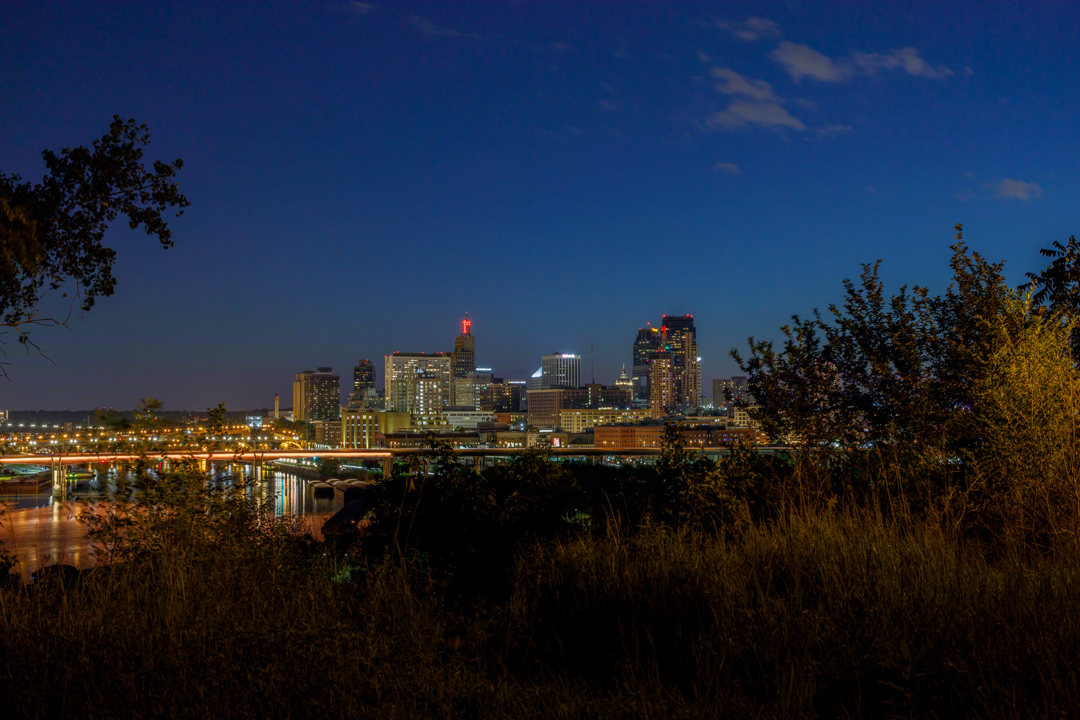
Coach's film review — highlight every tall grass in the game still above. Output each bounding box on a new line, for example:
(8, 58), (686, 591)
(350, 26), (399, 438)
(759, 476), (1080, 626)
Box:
(3, 450), (1080, 717)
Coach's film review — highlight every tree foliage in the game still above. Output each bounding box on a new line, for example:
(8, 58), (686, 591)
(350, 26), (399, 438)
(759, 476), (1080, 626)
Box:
(1020, 234), (1080, 356)
(733, 225), (1009, 450)
(0, 116), (188, 371)
(972, 293), (1080, 551)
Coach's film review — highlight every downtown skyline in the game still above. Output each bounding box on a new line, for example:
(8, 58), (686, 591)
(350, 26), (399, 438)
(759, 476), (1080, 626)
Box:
(2, 1), (1078, 409)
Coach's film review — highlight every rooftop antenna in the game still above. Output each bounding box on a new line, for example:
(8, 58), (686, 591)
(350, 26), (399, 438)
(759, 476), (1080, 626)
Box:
(590, 345), (595, 384)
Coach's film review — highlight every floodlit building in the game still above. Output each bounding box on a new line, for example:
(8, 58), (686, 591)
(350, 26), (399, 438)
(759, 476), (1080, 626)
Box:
(449, 313), (476, 405)
(541, 353), (580, 389)
(384, 352), (452, 423)
(557, 408), (645, 434)
(615, 364), (634, 397)
(341, 409), (411, 449)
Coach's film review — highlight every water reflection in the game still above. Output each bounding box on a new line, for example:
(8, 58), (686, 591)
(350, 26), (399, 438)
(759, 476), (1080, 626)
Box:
(0, 470), (343, 577)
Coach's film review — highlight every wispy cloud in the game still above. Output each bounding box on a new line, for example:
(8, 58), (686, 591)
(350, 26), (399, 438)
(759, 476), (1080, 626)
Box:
(712, 68), (780, 102)
(720, 17), (781, 42)
(854, 48), (954, 79)
(709, 99), (805, 131)
(771, 42), (853, 82)
(771, 41), (953, 82)
(707, 68), (804, 131)
(990, 178), (1043, 201)
(817, 124), (853, 138)
(713, 162), (740, 174)
(411, 16), (480, 40)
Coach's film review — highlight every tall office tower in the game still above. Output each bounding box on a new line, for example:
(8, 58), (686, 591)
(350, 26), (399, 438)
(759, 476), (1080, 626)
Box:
(661, 314), (701, 411)
(293, 367), (341, 422)
(632, 325), (661, 402)
(348, 359), (376, 408)
(541, 353), (581, 389)
(615, 363), (634, 396)
(384, 352), (452, 414)
(449, 313), (476, 404)
(647, 351), (676, 417)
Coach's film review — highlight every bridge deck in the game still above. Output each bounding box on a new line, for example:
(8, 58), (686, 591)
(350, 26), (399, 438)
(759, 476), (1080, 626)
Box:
(0, 446), (699, 466)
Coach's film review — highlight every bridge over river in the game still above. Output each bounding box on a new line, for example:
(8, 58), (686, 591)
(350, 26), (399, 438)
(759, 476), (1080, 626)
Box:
(0, 445), (791, 500)
(0, 447), (705, 496)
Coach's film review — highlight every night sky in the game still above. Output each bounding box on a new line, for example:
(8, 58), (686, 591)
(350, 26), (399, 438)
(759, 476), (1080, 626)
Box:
(2, 1), (1077, 410)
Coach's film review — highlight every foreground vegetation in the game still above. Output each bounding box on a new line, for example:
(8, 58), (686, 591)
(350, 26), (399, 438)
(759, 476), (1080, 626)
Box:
(1, 439), (1080, 718)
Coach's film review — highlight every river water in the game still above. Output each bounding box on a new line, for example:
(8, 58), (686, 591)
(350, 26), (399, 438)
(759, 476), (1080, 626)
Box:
(0, 471), (344, 579)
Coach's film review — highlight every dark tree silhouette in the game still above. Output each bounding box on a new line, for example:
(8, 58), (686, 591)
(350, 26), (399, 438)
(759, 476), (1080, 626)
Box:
(0, 116), (188, 376)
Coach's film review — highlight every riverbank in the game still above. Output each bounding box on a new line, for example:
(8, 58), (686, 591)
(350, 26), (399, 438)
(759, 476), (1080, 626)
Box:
(0, 471), (342, 579)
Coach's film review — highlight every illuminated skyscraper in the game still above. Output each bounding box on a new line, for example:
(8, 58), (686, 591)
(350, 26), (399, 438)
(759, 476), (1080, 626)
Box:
(348, 359), (376, 408)
(647, 351), (676, 417)
(450, 313), (476, 405)
(661, 314), (701, 411)
(632, 325), (661, 402)
(541, 353), (581, 389)
(293, 368), (340, 422)
(384, 353), (452, 417)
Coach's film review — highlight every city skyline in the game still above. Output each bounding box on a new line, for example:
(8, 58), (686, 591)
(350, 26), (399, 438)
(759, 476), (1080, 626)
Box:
(3, 2), (1077, 409)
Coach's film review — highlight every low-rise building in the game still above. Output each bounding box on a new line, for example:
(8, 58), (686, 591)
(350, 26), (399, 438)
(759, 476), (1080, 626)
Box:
(378, 431), (483, 449)
(593, 424), (767, 450)
(341, 410), (412, 449)
(712, 427), (769, 446)
(445, 409), (497, 430)
(732, 406), (760, 428)
(494, 412), (528, 430)
(312, 420), (342, 448)
(492, 431), (528, 448)
(527, 385), (632, 429)
(526, 430), (571, 448)
(557, 408), (647, 434)
(594, 425), (709, 450)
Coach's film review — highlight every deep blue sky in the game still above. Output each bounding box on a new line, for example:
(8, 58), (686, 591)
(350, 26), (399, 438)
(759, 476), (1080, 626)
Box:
(2, 1), (1077, 410)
